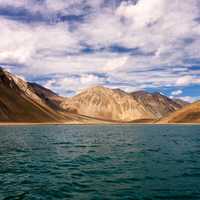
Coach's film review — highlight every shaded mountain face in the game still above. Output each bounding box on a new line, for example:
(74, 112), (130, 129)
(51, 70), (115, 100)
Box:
(158, 101), (200, 123)
(61, 86), (185, 122)
(29, 83), (64, 110)
(131, 91), (183, 118)
(0, 68), (66, 123)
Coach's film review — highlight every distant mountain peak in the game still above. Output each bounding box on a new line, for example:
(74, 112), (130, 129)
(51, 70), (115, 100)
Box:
(61, 86), (186, 122)
(131, 90), (150, 96)
(86, 85), (110, 92)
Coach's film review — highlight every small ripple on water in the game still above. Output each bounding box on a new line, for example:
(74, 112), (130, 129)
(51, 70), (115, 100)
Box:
(153, 194), (200, 200)
(2, 192), (27, 200)
(182, 172), (200, 178)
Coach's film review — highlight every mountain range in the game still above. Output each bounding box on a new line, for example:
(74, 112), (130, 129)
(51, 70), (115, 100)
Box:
(61, 86), (184, 122)
(0, 67), (199, 124)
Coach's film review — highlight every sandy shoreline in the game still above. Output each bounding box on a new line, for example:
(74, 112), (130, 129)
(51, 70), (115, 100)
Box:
(0, 122), (199, 126)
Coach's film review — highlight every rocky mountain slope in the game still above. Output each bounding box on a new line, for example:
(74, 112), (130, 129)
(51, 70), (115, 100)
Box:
(0, 68), (101, 123)
(158, 101), (200, 123)
(173, 99), (189, 107)
(61, 86), (185, 122)
(29, 83), (64, 110)
(131, 91), (183, 118)
(0, 68), (60, 122)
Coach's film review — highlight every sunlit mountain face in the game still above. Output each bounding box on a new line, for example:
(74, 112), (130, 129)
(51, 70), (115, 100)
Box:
(0, 0), (199, 102)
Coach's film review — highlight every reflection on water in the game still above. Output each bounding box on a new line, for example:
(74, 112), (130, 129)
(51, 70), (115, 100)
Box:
(0, 125), (200, 200)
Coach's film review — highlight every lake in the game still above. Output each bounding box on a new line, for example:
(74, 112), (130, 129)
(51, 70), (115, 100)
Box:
(0, 125), (200, 200)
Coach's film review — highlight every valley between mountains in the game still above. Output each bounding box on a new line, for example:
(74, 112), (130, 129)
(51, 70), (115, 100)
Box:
(0, 67), (199, 124)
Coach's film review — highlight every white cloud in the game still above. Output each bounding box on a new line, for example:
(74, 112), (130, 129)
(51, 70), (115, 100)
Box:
(176, 76), (193, 86)
(0, 0), (199, 96)
(176, 75), (200, 86)
(179, 96), (199, 103)
(116, 0), (166, 27)
(102, 56), (129, 72)
(77, 12), (123, 48)
(0, 0), (27, 7)
(45, 74), (107, 96)
(0, 18), (80, 65)
(171, 90), (183, 96)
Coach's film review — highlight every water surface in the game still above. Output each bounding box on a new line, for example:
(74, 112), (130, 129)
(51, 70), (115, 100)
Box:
(0, 125), (200, 200)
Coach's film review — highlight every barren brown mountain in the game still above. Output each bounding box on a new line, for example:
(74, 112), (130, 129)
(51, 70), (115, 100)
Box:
(158, 101), (200, 123)
(61, 86), (185, 122)
(173, 99), (189, 107)
(0, 68), (101, 123)
(131, 91), (184, 118)
(29, 83), (64, 110)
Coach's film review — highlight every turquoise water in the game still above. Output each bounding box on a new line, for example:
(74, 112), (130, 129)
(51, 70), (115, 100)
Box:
(0, 125), (200, 200)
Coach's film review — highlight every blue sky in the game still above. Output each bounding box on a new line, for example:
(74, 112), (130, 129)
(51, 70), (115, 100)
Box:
(0, 0), (199, 102)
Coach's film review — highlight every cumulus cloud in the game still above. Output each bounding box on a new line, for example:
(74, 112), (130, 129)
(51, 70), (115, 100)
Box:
(0, 17), (80, 65)
(116, 0), (166, 27)
(176, 76), (200, 86)
(178, 96), (200, 103)
(0, 0), (199, 97)
(0, 0), (27, 7)
(171, 90), (183, 96)
(44, 73), (107, 96)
